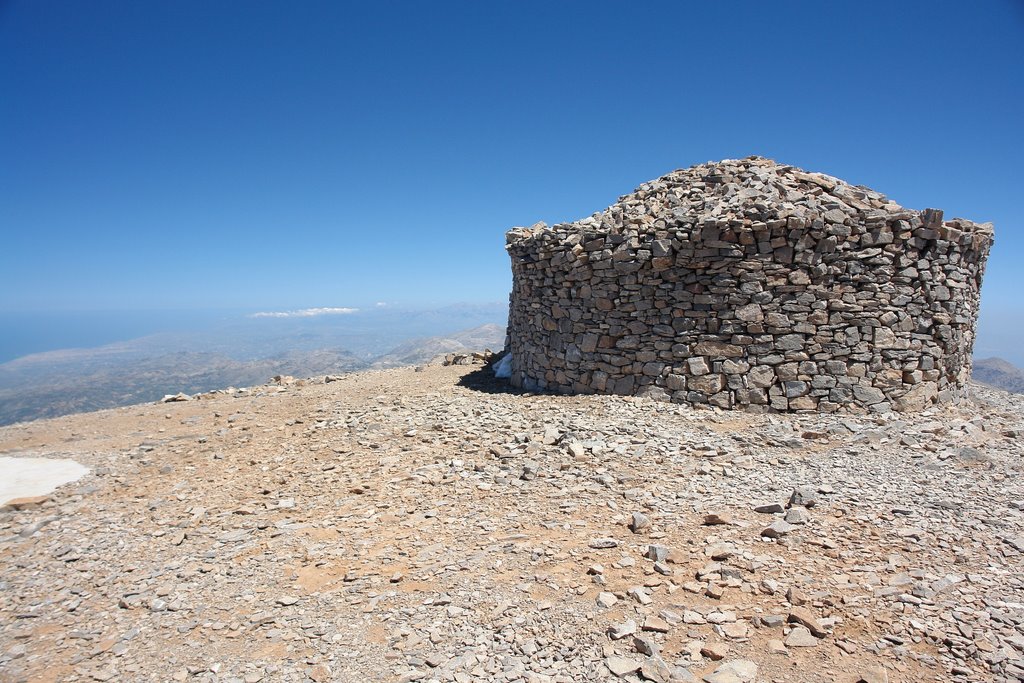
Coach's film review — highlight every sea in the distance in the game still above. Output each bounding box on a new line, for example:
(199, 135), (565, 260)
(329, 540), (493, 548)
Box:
(0, 310), (235, 364)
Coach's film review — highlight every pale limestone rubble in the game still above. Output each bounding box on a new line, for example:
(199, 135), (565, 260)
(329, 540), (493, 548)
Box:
(0, 365), (1023, 681)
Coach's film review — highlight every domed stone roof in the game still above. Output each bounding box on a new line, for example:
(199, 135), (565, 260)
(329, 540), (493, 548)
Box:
(508, 156), (991, 249)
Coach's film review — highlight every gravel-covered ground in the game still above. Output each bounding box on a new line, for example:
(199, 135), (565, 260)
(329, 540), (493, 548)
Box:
(1, 364), (1022, 683)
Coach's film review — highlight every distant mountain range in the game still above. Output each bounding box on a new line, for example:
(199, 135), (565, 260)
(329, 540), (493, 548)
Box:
(973, 357), (1024, 394)
(0, 304), (508, 426)
(371, 323), (505, 368)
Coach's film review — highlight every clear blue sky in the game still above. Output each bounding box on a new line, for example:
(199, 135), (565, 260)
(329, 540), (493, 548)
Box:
(1, 1), (1022, 347)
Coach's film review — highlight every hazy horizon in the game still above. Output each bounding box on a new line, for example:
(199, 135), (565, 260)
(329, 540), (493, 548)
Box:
(0, 301), (509, 364)
(0, 301), (510, 425)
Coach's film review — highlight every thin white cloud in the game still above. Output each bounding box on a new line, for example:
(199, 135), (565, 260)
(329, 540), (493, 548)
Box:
(375, 302), (388, 307)
(249, 307), (359, 319)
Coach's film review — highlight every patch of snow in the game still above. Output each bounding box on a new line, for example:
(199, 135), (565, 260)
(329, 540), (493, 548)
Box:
(0, 457), (89, 505)
(493, 353), (513, 379)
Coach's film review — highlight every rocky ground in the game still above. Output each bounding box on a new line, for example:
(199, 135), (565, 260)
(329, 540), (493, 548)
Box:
(1, 364), (1022, 683)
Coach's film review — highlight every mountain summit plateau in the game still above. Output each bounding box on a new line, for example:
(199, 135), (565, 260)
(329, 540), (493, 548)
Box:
(1, 364), (1021, 681)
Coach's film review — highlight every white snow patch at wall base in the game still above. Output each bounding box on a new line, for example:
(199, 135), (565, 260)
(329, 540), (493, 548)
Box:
(493, 353), (512, 379)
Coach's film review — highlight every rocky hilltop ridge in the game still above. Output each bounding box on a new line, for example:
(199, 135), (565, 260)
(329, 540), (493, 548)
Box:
(1, 364), (1022, 682)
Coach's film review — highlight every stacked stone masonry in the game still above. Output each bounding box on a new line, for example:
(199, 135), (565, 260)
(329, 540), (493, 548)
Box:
(505, 157), (994, 413)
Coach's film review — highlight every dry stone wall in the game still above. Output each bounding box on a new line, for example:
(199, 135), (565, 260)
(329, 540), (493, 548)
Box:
(505, 157), (994, 413)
